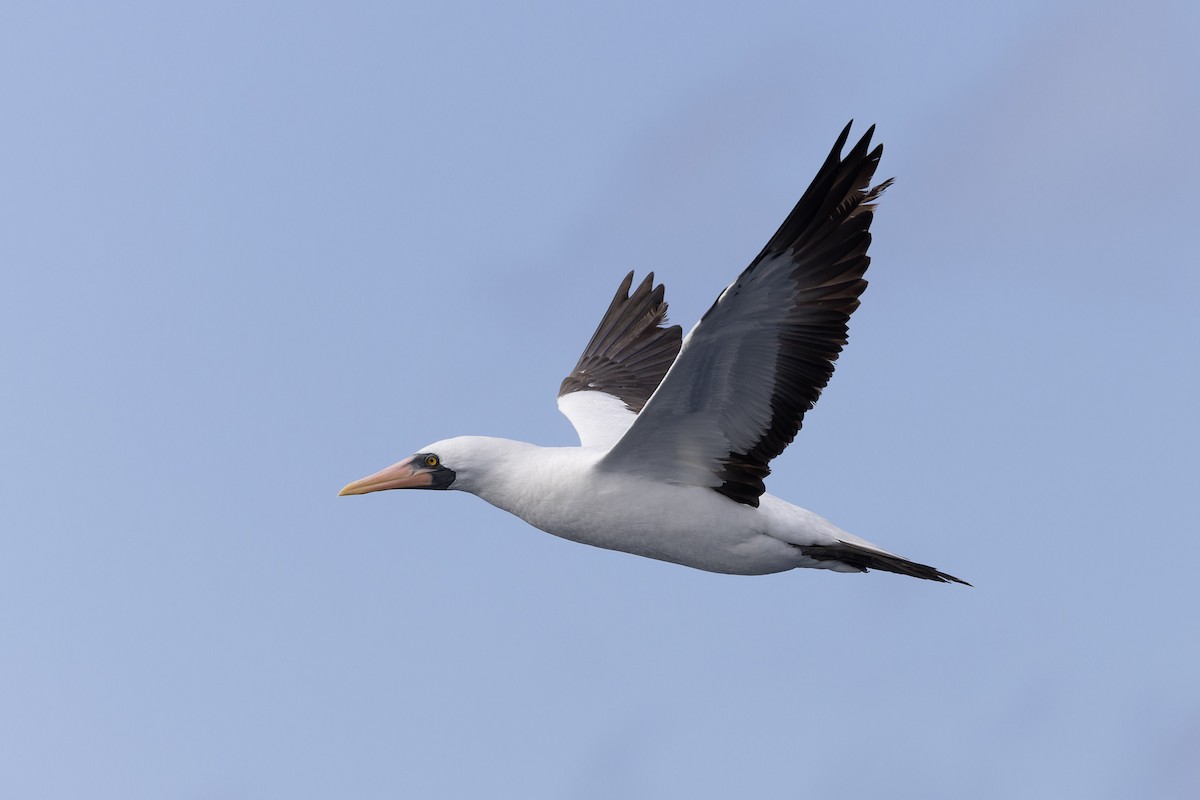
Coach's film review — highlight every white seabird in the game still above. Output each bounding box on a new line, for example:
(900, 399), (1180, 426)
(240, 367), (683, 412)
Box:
(341, 123), (967, 584)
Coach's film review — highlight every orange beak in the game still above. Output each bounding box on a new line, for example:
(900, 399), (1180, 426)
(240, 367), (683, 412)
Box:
(338, 457), (433, 496)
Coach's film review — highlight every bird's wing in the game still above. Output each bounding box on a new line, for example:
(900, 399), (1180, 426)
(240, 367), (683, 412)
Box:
(557, 272), (682, 449)
(600, 122), (892, 506)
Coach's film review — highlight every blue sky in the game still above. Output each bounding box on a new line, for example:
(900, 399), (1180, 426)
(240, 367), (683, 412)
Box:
(3, 1), (1199, 797)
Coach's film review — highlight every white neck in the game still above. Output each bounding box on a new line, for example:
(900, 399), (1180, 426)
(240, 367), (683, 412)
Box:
(432, 435), (595, 521)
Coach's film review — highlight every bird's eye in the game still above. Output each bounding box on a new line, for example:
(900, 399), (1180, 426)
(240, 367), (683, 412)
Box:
(424, 454), (439, 468)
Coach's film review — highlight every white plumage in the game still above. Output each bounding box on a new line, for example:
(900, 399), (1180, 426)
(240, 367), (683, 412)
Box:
(340, 123), (966, 585)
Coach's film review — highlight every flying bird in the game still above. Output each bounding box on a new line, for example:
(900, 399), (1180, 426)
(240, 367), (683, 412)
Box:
(340, 123), (967, 584)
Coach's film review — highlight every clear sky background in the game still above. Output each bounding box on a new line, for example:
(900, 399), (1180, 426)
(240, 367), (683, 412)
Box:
(3, 1), (1199, 797)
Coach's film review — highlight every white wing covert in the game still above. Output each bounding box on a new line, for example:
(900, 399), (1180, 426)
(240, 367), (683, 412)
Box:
(557, 272), (682, 449)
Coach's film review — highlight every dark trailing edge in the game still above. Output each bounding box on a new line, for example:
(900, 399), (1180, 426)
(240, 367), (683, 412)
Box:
(559, 271), (682, 413)
(709, 122), (894, 507)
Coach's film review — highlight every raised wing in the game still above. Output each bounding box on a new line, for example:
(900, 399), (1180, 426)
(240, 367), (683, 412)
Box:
(600, 122), (892, 505)
(557, 272), (682, 449)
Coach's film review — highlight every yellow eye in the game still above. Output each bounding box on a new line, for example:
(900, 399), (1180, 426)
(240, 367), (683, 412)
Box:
(424, 454), (439, 468)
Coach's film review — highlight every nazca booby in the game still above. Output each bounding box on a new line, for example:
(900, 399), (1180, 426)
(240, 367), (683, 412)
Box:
(340, 123), (967, 584)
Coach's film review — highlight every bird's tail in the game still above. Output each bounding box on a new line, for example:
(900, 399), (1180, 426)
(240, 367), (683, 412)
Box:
(799, 540), (970, 585)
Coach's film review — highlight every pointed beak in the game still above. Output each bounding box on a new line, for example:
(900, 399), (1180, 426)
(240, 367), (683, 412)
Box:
(338, 457), (434, 496)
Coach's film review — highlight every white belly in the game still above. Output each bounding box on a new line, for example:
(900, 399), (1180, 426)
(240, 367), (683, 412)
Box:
(476, 462), (828, 575)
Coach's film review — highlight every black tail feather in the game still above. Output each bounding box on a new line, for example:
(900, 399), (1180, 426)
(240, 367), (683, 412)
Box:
(799, 541), (970, 585)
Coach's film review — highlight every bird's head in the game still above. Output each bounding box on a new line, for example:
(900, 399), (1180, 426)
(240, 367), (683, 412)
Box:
(338, 438), (465, 496)
(338, 436), (526, 497)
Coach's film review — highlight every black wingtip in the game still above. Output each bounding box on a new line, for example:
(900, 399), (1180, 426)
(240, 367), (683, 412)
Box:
(835, 120), (854, 148)
(559, 270), (683, 413)
(836, 120), (879, 156)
